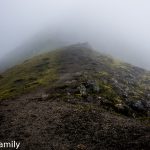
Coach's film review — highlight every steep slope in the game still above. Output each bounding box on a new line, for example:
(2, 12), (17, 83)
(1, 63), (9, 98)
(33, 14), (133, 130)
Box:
(0, 36), (67, 72)
(0, 43), (150, 150)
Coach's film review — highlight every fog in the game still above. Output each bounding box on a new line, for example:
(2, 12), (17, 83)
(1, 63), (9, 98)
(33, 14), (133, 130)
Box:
(0, 0), (150, 70)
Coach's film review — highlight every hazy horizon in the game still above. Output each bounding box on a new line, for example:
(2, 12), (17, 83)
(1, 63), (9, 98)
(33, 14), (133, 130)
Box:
(0, 0), (150, 70)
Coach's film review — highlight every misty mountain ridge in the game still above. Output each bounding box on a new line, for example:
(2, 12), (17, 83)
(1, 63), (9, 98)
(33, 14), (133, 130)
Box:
(0, 33), (68, 72)
(1, 28), (150, 73)
(0, 42), (149, 114)
(0, 42), (150, 149)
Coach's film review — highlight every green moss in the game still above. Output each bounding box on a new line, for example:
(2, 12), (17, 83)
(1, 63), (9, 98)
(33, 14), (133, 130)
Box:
(98, 81), (122, 104)
(0, 50), (60, 100)
(98, 71), (109, 77)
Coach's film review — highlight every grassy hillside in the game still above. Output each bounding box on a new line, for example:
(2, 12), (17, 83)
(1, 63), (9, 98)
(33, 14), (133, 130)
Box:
(0, 43), (149, 116)
(0, 50), (60, 99)
(0, 43), (150, 149)
(0, 37), (67, 72)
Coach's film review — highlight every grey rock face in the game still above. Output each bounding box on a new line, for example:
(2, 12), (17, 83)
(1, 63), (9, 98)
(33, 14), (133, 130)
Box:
(134, 101), (144, 110)
(129, 100), (150, 113)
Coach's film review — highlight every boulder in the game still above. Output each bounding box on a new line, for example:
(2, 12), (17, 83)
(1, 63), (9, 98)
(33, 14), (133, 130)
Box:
(130, 100), (148, 112)
(132, 100), (144, 110)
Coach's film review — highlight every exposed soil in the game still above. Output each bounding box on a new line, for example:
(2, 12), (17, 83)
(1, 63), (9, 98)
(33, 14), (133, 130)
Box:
(0, 92), (150, 150)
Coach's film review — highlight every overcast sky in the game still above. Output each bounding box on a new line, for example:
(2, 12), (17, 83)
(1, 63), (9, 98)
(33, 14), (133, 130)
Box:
(0, 0), (150, 70)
